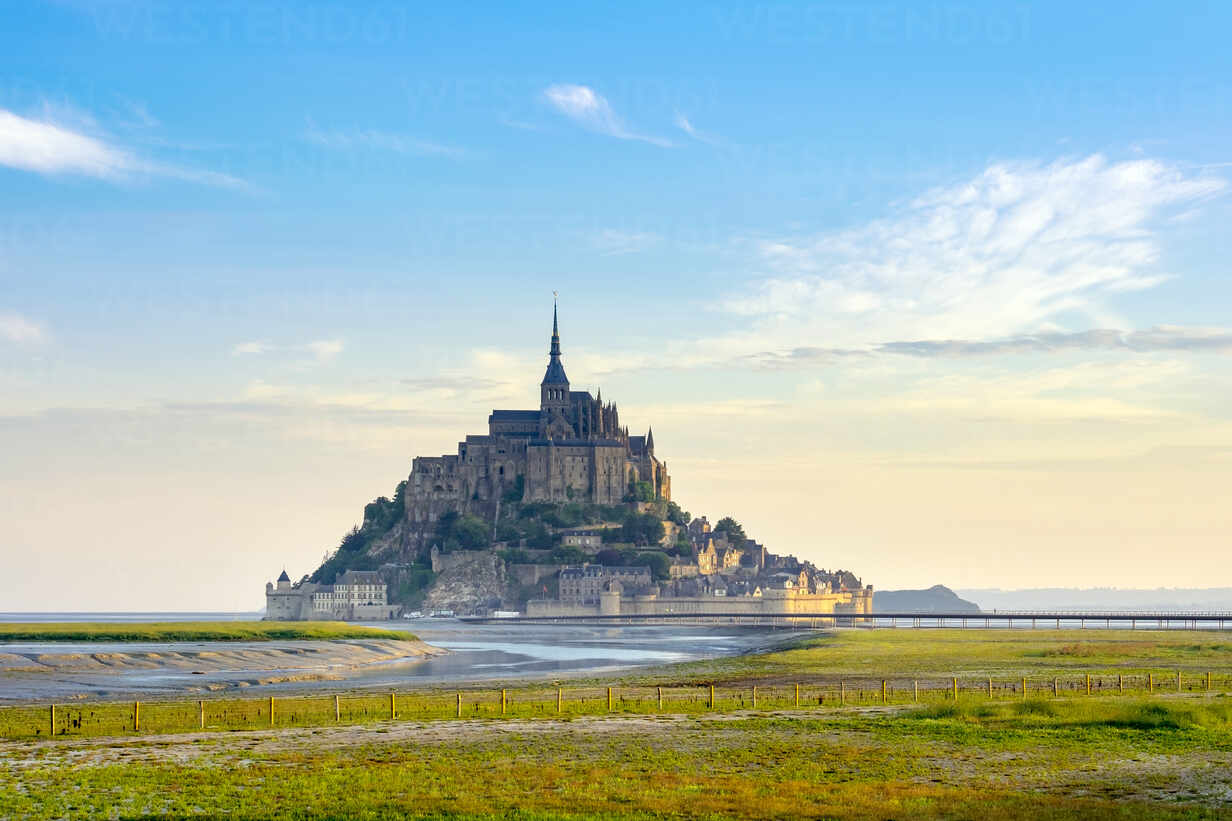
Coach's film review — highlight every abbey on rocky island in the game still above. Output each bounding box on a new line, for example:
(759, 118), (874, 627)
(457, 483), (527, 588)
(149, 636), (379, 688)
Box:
(406, 303), (669, 529)
(266, 300), (872, 620)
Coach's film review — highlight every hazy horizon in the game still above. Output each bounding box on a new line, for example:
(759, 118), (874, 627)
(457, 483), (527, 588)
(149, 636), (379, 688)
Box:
(3, 2), (1231, 610)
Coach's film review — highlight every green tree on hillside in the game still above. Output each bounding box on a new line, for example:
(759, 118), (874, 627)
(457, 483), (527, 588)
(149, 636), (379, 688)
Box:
(666, 501), (690, 526)
(434, 511), (491, 551)
(339, 526), (366, 552)
(626, 480), (655, 502)
(524, 520), (553, 549)
(713, 517), (746, 544)
(549, 545), (587, 564)
(621, 512), (665, 546)
(636, 551), (671, 581)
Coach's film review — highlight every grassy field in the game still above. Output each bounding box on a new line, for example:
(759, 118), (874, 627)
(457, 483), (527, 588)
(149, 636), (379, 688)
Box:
(2, 695), (1230, 819)
(0, 620), (418, 643)
(647, 628), (1232, 687)
(1, 628), (1229, 819)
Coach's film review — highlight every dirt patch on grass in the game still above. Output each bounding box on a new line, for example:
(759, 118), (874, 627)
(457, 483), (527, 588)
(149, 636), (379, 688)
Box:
(0, 708), (872, 768)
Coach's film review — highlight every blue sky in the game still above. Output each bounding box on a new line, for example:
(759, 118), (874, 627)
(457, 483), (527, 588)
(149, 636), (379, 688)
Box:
(2, 1), (1230, 609)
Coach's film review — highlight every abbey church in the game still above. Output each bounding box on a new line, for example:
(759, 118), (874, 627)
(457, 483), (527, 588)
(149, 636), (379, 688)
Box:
(405, 304), (670, 530)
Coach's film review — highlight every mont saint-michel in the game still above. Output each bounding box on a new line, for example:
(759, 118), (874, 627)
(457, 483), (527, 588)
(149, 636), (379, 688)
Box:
(266, 305), (872, 620)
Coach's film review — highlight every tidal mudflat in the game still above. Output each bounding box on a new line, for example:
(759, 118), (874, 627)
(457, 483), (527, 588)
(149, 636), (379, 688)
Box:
(0, 620), (793, 702)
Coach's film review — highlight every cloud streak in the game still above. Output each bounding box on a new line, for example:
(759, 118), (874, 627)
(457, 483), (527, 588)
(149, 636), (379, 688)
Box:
(0, 312), (47, 344)
(744, 326), (1232, 368)
(0, 110), (130, 177)
(231, 339), (344, 362)
(712, 155), (1224, 358)
(673, 112), (720, 145)
(593, 228), (662, 255)
(303, 123), (465, 158)
(542, 84), (672, 147)
(0, 108), (249, 189)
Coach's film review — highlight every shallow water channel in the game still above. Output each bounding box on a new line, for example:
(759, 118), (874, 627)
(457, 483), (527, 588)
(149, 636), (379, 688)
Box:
(0, 618), (803, 703)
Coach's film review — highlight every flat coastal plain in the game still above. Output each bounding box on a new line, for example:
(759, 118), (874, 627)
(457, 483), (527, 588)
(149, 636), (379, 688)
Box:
(2, 628), (1231, 820)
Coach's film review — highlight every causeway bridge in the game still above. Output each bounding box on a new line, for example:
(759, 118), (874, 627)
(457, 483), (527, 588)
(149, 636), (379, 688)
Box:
(461, 611), (1232, 630)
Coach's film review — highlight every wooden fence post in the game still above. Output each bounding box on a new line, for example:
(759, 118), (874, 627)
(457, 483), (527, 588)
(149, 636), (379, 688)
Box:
(557, 688), (563, 714)
(794, 683), (800, 708)
(752, 685), (758, 709)
(840, 681), (845, 705)
(607, 687), (614, 712)
(1118, 675), (1123, 695)
(269, 696), (275, 727)
(657, 686), (663, 710)
(709, 684), (715, 710)
(1085, 674), (1091, 696)
(913, 680), (918, 703)
(49, 704), (55, 737)
(1207, 672), (1212, 691)
(335, 695), (341, 722)
(881, 680), (887, 704)
(1021, 677), (1027, 698)
(390, 692), (396, 720)
(952, 678), (958, 701)
(501, 689), (507, 716)
(199, 700), (205, 730)
(457, 692), (462, 719)
(134, 701), (140, 732)
(1177, 671), (1182, 693)
(1148, 673), (1153, 694)
(1052, 677), (1058, 697)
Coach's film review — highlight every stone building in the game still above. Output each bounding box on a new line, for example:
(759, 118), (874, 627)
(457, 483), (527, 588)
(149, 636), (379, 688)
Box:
(264, 569), (400, 621)
(560, 529), (604, 549)
(559, 563), (654, 605)
(404, 303), (670, 541)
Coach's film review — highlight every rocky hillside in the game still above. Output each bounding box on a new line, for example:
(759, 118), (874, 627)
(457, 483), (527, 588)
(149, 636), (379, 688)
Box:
(306, 479), (681, 613)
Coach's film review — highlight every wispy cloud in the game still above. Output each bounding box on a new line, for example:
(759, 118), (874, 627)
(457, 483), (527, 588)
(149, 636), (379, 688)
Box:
(498, 117), (546, 132)
(232, 339), (344, 362)
(0, 108), (249, 189)
(673, 112), (720, 145)
(542, 84), (672, 147)
(593, 228), (662, 255)
(717, 154), (1225, 354)
(303, 123), (464, 158)
(0, 312), (47, 344)
(743, 326), (1232, 369)
(304, 339), (344, 360)
(0, 109), (129, 176)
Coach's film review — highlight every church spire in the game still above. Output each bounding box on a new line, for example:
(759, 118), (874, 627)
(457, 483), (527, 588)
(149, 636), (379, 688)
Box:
(646, 426), (654, 451)
(550, 295), (561, 358)
(541, 293), (569, 389)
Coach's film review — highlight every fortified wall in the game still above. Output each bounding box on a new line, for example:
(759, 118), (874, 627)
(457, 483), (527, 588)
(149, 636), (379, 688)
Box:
(526, 585), (874, 618)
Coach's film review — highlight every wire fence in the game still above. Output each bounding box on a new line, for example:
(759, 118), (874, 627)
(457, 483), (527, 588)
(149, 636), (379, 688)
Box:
(3, 670), (1226, 740)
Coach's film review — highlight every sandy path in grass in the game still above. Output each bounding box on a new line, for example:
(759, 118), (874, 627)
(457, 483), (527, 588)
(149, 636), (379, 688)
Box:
(0, 707), (890, 767)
